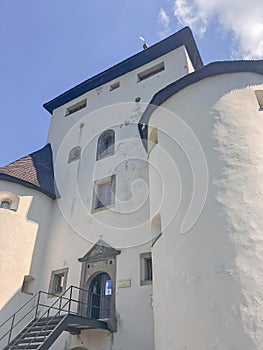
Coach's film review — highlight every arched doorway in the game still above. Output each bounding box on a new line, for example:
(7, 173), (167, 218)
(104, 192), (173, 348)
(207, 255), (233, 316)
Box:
(88, 273), (112, 319)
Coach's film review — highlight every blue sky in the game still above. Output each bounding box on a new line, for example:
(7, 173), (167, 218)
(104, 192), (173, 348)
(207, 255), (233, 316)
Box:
(0, 0), (262, 166)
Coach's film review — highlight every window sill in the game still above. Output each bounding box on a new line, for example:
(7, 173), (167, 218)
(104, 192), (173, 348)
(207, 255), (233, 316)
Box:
(21, 291), (34, 295)
(96, 153), (115, 161)
(140, 280), (152, 286)
(47, 292), (65, 298)
(91, 204), (115, 214)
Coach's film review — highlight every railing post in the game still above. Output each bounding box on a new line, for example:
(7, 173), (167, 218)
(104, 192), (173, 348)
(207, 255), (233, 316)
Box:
(59, 296), (62, 316)
(68, 286), (73, 314)
(35, 292), (41, 319)
(7, 314), (15, 344)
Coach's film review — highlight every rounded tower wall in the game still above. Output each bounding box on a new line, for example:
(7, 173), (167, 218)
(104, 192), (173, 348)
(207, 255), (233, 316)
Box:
(148, 72), (263, 349)
(0, 180), (53, 322)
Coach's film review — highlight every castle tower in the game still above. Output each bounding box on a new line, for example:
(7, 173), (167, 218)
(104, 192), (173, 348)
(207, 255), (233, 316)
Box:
(0, 27), (263, 349)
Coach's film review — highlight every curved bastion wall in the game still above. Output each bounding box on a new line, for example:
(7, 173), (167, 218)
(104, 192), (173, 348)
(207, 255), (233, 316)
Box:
(148, 72), (263, 349)
(0, 180), (53, 321)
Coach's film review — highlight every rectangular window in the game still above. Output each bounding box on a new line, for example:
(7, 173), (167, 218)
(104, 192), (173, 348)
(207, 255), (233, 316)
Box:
(137, 62), (165, 82)
(65, 99), (87, 116)
(255, 90), (263, 110)
(110, 81), (120, 91)
(140, 253), (153, 286)
(48, 268), (68, 296)
(93, 175), (116, 211)
(144, 257), (153, 281)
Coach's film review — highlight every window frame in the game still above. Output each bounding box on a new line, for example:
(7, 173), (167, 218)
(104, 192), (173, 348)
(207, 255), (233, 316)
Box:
(0, 192), (19, 211)
(140, 252), (153, 286)
(68, 146), (81, 163)
(48, 268), (69, 297)
(110, 81), (120, 91)
(96, 130), (115, 161)
(65, 99), (87, 116)
(0, 200), (11, 209)
(92, 175), (116, 212)
(137, 62), (165, 82)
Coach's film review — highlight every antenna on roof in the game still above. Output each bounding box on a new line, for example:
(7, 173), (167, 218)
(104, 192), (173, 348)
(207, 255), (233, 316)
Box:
(139, 36), (148, 50)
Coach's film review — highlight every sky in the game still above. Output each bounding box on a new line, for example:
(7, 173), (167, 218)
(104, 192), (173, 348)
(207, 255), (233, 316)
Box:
(0, 0), (262, 166)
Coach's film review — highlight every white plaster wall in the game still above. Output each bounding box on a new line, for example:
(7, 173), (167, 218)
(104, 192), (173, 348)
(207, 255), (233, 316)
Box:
(148, 73), (263, 349)
(0, 43), (204, 349)
(37, 102), (154, 349)
(34, 44), (194, 350)
(62, 244), (154, 350)
(47, 45), (194, 159)
(0, 181), (53, 346)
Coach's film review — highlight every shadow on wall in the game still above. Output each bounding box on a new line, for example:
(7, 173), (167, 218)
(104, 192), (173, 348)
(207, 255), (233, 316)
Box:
(0, 288), (33, 348)
(0, 187), (53, 325)
(25, 194), (53, 290)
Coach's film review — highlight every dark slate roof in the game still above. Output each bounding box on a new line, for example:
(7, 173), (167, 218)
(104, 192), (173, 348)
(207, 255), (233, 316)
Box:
(43, 27), (203, 114)
(140, 60), (263, 126)
(0, 144), (56, 199)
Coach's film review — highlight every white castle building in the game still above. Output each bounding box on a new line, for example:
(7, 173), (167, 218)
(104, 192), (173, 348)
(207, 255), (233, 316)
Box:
(0, 27), (263, 350)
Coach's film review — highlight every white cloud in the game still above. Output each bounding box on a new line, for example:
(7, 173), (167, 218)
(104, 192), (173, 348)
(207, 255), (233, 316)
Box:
(158, 8), (171, 39)
(173, 0), (263, 59)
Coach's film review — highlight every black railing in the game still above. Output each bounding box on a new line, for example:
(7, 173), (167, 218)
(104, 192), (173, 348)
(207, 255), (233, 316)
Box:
(0, 286), (92, 349)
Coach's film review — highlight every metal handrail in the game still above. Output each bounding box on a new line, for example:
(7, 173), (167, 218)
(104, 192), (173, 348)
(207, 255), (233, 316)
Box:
(0, 285), (91, 348)
(0, 291), (39, 329)
(0, 293), (40, 344)
(15, 286), (90, 349)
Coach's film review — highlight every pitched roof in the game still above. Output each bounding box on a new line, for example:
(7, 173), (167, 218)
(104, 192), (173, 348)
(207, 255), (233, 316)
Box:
(0, 144), (56, 199)
(43, 27), (203, 114)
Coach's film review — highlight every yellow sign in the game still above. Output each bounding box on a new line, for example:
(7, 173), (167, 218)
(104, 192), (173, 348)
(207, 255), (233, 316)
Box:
(117, 279), (131, 288)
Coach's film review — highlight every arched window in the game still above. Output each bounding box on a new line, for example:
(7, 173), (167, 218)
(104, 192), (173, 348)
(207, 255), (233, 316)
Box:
(96, 130), (115, 160)
(1, 200), (11, 209)
(0, 192), (19, 211)
(68, 146), (81, 163)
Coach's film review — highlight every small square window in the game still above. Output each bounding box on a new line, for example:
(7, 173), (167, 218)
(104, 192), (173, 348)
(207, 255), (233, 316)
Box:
(140, 253), (153, 286)
(93, 176), (116, 211)
(65, 99), (87, 116)
(110, 81), (120, 91)
(48, 268), (68, 296)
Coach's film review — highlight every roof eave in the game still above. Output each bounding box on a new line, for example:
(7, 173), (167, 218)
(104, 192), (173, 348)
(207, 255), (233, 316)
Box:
(0, 174), (57, 200)
(43, 27), (203, 114)
(140, 60), (263, 126)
